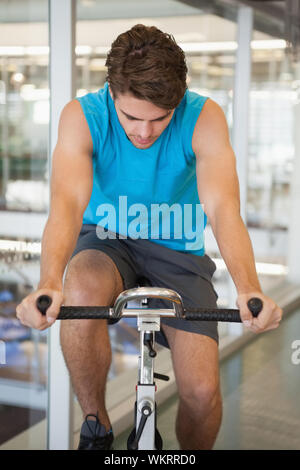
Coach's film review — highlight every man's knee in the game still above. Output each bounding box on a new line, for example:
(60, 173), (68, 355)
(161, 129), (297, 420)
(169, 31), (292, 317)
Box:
(179, 378), (222, 416)
(63, 250), (124, 305)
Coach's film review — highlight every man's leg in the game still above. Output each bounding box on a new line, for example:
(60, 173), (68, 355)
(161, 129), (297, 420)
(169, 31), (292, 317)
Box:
(60, 249), (124, 432)
(162, 324), (222, 450)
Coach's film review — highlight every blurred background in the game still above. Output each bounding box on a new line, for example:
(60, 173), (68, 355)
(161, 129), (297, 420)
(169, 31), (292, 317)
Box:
(0, 0), (299, 449)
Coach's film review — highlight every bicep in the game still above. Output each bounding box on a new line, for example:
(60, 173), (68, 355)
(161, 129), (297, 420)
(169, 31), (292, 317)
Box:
(49, 100), (94, 218)
(193, 100), (240, 225)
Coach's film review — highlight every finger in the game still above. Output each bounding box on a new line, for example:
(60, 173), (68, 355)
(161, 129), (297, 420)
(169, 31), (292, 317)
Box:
(247, 323), (261, 334)
(242, 318), (253, 328)
(274, 307), (283, 322)
(241, 301), (265, 325)
(16, 310), (37, 329)
(37, 323), (52, 332)
(240, 306), (254, 323)
(21, 300), (50, 330)
(251, 315), (267, 331)
(35, 292), (63, 325)
(248, 312), (270, 332)
(46, 295), (63, 324)
(253, 302), (277, 328)
(16, 304), (31, 327)
(16, 305), (23, 322)
(242, 318), (259, 333)
(264, 323), (280, 332)
(255, 307), (282, 330)
(240, 307), (255, 326)
(251, 318), (281, 334)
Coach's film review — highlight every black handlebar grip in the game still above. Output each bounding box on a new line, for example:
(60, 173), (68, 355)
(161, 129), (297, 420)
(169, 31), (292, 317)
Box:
(36, 295), (52, 316)
(184, 310), (242, 322)
(247, 297), (263, 318)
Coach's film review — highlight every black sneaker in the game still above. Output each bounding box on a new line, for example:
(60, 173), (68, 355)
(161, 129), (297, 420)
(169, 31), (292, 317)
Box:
(78, 413), (114, 450)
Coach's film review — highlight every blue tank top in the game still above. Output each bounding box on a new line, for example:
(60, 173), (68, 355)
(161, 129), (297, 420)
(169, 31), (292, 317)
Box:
(76, 82), (208, 256)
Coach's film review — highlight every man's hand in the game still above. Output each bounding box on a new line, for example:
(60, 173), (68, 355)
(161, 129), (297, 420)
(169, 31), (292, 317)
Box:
(236, 291), (283, 334)
(16, 288), (64, 331)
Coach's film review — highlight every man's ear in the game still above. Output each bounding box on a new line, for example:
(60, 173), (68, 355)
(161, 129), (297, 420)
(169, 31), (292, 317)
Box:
(108, 85), (114, 101)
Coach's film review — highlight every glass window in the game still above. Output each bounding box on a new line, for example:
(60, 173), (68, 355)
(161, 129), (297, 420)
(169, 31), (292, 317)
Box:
(0, 0), (48, 450)
(247, 14), (294, 278)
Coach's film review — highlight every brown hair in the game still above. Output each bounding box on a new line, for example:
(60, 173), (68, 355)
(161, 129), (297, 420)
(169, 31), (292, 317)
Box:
(105, 24), (187, 109)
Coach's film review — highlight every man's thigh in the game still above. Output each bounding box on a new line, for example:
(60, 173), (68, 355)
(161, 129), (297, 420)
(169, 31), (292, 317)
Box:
(161, 324), (220, 398)
(63, 249), (124, 305)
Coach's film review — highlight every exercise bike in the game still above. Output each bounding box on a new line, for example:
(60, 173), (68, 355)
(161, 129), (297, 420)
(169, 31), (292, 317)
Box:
(36, 285), (262, 450)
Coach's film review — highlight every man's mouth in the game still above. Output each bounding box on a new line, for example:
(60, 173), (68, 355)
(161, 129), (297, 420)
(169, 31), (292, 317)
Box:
(134, 136), (153, 145)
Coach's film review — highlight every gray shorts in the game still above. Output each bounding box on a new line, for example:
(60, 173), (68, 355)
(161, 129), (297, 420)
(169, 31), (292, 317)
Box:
(70, 224), (219, 348)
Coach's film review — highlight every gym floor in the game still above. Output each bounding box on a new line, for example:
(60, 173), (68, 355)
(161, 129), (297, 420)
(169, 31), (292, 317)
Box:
(114, 306), (300, 450)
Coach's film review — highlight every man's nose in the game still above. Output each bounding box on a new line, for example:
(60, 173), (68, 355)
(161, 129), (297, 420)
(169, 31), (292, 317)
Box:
(138, 121), (152, 139)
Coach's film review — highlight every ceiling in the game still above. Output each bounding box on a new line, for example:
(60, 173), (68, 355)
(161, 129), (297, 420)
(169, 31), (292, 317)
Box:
(0, 0), (201, 22)
(0, 0), (279, 48)
(180, 0), (299, 41)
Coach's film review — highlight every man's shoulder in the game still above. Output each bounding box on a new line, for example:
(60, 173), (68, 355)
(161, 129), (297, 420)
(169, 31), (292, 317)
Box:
(175, 88), (209, 125)
(192, 99), (230, 156)
(64, 84), (110, 154)
(181, 88), (209, 109)
(193, 99), (227, 131)
(171, 89), (210, 159)
(76, 83), (109, 116)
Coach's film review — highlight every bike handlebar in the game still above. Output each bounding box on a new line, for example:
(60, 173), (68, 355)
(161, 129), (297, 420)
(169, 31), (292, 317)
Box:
(36, 289), (263, 323)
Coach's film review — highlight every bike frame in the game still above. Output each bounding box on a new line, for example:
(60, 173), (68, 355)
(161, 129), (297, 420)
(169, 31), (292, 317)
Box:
(114, 287), (184, 450)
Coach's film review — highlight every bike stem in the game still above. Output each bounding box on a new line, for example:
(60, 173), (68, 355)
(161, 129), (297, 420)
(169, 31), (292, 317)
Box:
(133, 314), (161, 449)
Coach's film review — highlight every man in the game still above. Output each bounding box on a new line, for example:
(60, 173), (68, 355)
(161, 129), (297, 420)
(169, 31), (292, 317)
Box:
(16, 24), (282, 450)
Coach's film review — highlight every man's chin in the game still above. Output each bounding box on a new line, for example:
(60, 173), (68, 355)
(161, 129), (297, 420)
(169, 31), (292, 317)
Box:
(130, 136), (156, 149)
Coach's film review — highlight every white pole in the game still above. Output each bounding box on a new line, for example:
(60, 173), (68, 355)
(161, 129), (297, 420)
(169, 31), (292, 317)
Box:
(287, 64), (300, 283)
(228, 6), (253, 335)
(48, 0), (76, 450)
(232, 5), (253, 224)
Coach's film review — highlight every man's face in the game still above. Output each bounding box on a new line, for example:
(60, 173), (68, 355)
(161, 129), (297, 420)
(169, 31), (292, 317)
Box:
(112, 90), (175, 149)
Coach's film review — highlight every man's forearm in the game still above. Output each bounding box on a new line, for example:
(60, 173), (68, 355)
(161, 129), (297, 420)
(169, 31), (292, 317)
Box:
(38, 210), (82, 290)
(210, 206), (262, 294)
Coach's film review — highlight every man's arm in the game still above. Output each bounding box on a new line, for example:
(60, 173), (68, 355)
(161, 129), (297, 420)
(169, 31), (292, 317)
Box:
(192, 99), (282, 333)
(39, 100), (93, 290)
(16, 100), (93, 329)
